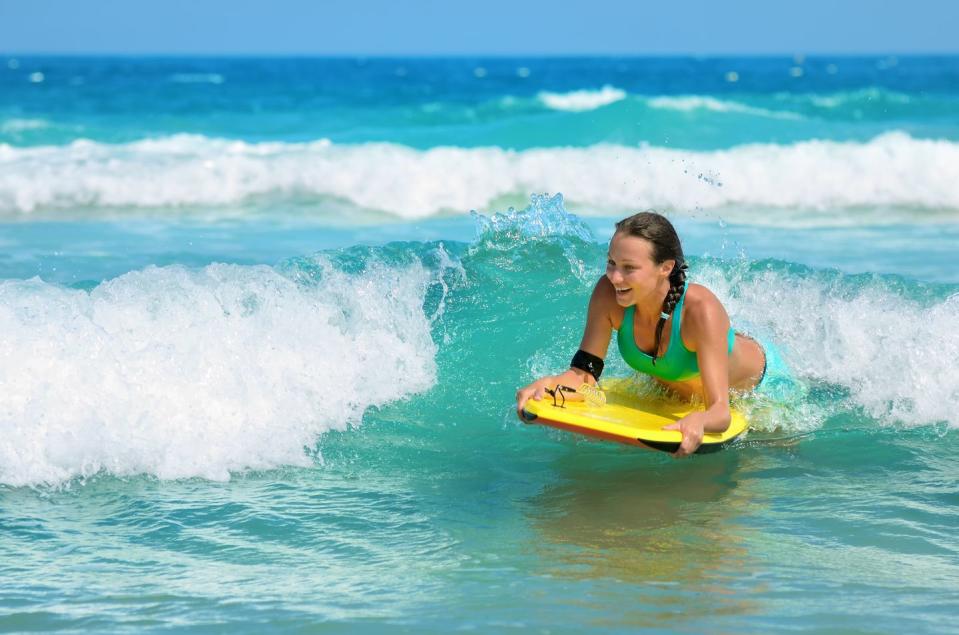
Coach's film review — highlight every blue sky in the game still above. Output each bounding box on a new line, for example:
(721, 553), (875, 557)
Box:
(1, 0), (957, 55)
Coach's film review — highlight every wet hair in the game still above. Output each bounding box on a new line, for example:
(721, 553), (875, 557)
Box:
(614, 211), (687, 365)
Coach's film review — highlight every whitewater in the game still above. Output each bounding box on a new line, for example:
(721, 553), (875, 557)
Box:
(2, 132), (959, 221)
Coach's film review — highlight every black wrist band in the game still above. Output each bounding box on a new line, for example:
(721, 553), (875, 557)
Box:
(571, 349), (604, 381)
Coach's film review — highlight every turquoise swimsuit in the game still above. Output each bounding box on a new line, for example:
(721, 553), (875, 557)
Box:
(616, 282), (805, 401)
(617, 282), (735, 382)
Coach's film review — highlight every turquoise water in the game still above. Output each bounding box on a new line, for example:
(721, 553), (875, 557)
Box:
(1, 56), (958, 633)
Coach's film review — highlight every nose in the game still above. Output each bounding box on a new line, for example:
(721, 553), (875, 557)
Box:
(607, 268), (623, 285)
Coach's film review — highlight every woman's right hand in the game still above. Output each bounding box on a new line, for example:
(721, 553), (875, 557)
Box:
(515, 369), (592, 420)
(515, 377), (555, 420)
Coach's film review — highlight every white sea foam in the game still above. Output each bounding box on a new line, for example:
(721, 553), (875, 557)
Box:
(1, 132), (958, 222)
(647, 95), (803, 120)
(538, 85), (627, 111)
(699, 266), (959, 429)
(0, 260), (439, 487)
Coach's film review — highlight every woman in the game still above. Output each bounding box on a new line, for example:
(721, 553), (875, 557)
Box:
(515, 211), (767, 457)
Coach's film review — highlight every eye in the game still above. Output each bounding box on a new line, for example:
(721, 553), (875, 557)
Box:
(623, 265), (636, 272)
(606, 259), (615, 267)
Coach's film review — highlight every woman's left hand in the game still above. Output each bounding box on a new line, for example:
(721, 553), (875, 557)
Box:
(662, 413), (705, 458)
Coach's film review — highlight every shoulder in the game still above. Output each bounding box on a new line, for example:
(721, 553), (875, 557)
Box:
(590, 276), (623, 325)
(683, 283), (724, 314)
(590, 275), (616, 304)
(681, 284), (730, 337)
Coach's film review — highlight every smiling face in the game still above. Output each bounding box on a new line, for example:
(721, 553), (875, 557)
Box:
(606, 232), (675, 307)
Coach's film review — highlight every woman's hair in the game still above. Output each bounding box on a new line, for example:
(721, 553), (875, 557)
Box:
(614, 211), (687, 365)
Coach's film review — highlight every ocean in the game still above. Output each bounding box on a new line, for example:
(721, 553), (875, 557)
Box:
(1, 55), (957, 633)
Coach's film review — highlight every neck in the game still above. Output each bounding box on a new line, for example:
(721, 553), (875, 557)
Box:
(633, 278), (673, 323)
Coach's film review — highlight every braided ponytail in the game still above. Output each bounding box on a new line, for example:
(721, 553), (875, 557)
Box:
(650, 262), (687, 365)
(613, 211), (688, 366)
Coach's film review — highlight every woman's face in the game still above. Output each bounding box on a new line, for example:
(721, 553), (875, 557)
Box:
(606, 233), (674, 307)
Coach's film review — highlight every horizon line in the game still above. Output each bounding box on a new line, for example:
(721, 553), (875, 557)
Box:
(4, 51), (959, 59)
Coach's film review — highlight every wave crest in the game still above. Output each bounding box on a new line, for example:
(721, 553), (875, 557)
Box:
(2, 132), (959, 223)
(537, 85), (627, 112)
(647, 95), (803, 120)
(0, 260), (439, 487)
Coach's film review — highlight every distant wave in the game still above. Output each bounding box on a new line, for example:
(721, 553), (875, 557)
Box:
(2, 132), (958, 222)
(512, 88), (931, 120)
(538, 85), (626, 111)
(782, 87), (914, 109)
(647, 96), (804, 120)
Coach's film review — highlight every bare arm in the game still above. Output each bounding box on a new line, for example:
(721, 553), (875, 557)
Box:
(688, 297), (733, 433)
(515, 277), (616, 417)
(577, 276), (617, 362)
(663, 286), (732, 455)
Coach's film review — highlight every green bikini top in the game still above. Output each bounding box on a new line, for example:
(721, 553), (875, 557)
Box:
(617, 282), (736, 382)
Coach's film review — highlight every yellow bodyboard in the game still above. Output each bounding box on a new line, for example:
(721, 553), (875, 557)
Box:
(521, 378), (747, 453)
